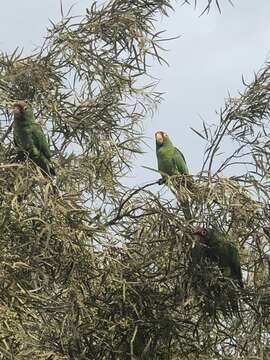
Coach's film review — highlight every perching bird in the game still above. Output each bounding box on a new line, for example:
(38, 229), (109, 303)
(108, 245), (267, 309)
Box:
(13, 101), (55, 176)
(155, 131), (191, 220)
(193, 227), (243, 288)
(155, 131), (189, 178)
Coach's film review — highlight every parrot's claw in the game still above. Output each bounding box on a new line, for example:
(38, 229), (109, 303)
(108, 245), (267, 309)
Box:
(158, 177), (166, 185)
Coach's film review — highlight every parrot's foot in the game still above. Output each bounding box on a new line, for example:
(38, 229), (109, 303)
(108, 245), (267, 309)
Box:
(158, 177), (166, 185)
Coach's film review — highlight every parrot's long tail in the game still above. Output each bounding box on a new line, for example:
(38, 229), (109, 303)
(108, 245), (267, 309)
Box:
(39, 164), (56, 177)
(36, 156), (56, 177)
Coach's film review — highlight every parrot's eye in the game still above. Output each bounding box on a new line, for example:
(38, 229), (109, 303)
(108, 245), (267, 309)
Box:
(201, 229), (207, 236)
(163, 133), (167, 137)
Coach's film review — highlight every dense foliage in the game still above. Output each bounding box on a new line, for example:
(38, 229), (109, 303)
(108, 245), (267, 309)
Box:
(0, 0), (270, 359)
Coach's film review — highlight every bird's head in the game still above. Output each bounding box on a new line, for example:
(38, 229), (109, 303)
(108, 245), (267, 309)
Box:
(13, 101), (28, 120)
(155, 131), (170, 147)
(193, 227), (220, 247)
(193, 227), (210, 244)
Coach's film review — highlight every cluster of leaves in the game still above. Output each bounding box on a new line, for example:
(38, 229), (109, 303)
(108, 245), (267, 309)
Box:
(1, 0), (270, 359)
(183, 0), (234, 15)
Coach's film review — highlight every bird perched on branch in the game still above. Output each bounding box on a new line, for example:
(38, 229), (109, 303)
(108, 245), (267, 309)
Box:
(155, 131), (191, 220)
(13, 101), (55, 176)
(193, 227), (243, 288)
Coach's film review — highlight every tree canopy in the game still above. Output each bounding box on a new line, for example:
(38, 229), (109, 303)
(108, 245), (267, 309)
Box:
(0, 0), (270, 359)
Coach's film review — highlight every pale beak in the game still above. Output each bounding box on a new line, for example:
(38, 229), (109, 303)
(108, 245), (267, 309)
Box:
(155, 132), (163, 144)
(11, 106), (21, 116)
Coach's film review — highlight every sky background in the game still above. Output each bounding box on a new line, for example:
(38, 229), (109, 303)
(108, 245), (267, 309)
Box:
(1, 0), (270, 187)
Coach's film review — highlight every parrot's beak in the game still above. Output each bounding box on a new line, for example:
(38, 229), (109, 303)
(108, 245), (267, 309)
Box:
(155, 132), (163, 145)
(12, 107), (20, 116)
(12, 105), (22, 117)
(192, 229), (203, 244)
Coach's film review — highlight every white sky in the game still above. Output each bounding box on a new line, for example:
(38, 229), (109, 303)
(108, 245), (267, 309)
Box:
(1, 1), (270, 186)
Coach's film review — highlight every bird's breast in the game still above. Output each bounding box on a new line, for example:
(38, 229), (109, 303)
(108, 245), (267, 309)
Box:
(157, 148), (175, 176)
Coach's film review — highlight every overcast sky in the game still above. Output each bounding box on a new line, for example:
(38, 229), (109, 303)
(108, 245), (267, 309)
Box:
(1, 1), (270, 186)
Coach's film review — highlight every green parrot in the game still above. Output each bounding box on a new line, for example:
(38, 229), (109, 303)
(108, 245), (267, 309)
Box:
(155, 131), (191, 220)
(155, 131), (189, 178)
(13, 101), (55, 176)
(193, 227), (243, 288)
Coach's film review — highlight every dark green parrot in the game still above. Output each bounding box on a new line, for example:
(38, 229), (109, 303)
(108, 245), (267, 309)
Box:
(155, 131), (191, 220)
(13, 101), (55, 176)
(193, 227), (243, 288)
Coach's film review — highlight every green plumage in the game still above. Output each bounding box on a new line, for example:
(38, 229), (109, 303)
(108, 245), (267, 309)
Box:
(156, 133), (188, 178)
(13, 101), (55, 176)
(196, 228), (243, 288)
(155, 131), (191, 220)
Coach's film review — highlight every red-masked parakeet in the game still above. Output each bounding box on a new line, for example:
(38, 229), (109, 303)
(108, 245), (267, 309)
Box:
(193, 227), (243, 288)
(13, 101), (55, 176)
(155, 131), (189, 178)
(155, 131), (191, 220)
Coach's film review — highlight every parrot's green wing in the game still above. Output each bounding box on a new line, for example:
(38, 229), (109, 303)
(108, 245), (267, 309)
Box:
(207, 231), (243, 287)
(32, 123), (52, 161)
(173, 147), (189, 175)
(228, 244), (243, 286)
(31, 123), (55, 176)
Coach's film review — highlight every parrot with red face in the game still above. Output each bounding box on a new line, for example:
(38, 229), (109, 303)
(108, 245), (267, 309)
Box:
(155, 131), (189, 178)
(155, 131), (191, 220)
(193, 227), (243, 288)
(13, 100), (55, 176)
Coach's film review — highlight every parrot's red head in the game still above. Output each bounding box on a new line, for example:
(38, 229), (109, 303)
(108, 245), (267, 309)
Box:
(13, 101), (28, 119)
(193, 227), (208, 237)
(193, 227), (209, 244)
(155, 131), (168, 145)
